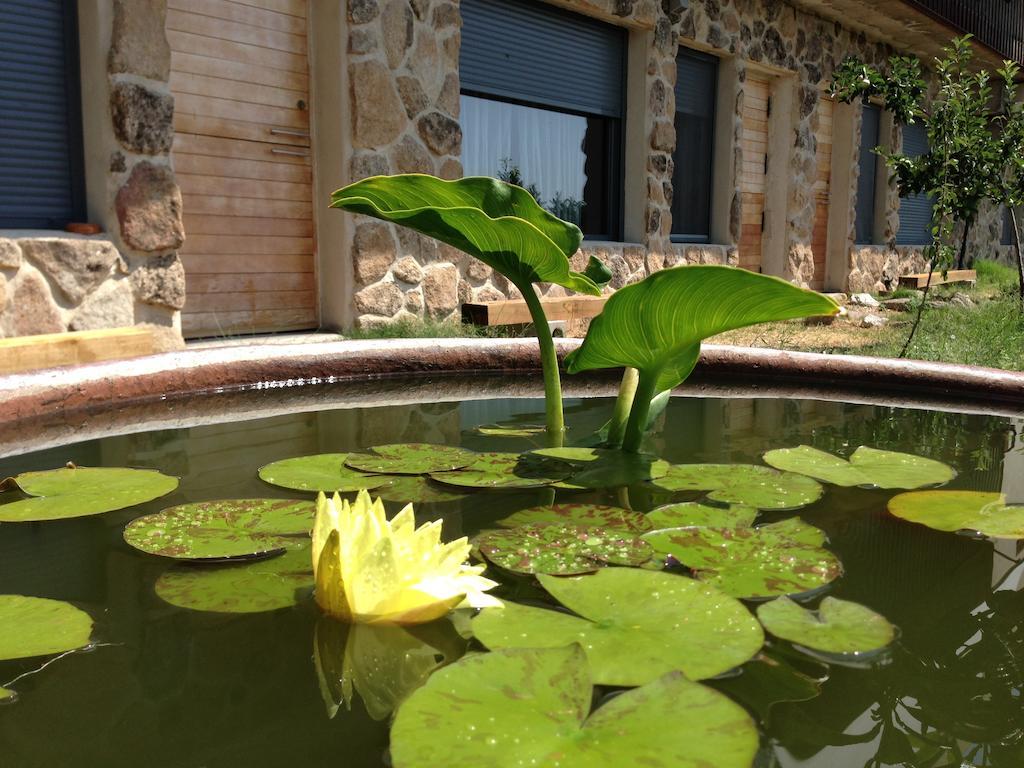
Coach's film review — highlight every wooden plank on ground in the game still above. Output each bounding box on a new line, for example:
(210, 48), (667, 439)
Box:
(0, 328), (157, 375)
(462, 295), (608, 326)
(897, 269), (977, 289)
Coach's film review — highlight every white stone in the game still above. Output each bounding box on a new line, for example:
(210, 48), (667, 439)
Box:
(861, 313), (887, 328)
(850, 293), (881, 307)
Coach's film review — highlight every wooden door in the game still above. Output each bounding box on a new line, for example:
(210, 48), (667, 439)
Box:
(810, 97), (833, 291)
(167, 0), (317, 338)
(739, 74), (770, 272)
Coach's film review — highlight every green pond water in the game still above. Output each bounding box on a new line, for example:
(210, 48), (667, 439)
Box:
(0, 394), (1022, 767)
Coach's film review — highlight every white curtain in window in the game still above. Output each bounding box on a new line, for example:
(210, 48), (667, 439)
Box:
(460, 94), (587, 204)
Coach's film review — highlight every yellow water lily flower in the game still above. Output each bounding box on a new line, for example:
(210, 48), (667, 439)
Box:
(311, 490), (501, 624)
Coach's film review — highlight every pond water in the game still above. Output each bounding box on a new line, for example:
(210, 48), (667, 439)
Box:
(0, 393), (1022, 767)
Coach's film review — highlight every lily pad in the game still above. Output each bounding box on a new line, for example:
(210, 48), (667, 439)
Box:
(123, 499), (314, 561)
(888, 490), (1024, 539)
(372, 476), (467, 504)
(472, 423), (547, 438)
(390, 645), (759, 768)
(257, 454), (390, 492)
(0, 466), (179, 522)
(154, 545), (313, 613)
(475, 524), (652, 575)
(344, 443), (477, 475)
(496, 503), (654, 534)
(0, 595), (93, 660)
(711, 652), (823, 720)
(652, 463), (822, 510)
(757, 596), (896, 655)
(0, 687), (15, 703)
(472, 569), (764, 685)
(762, 445), (955, 489)
(643, 520), (841, 598)
(531, 447), (670, 489)
(647, 502), (758, 530)
(429, 452), (572, 489)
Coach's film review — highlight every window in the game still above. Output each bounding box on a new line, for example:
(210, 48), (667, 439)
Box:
(459, 0), (625, 239)
(855, 104), (880, 244)
(896, 123), (934, 246)
(0, 0), (85, 229)
(671, 48), (718, 243)
(1003, 206), (1017, 246)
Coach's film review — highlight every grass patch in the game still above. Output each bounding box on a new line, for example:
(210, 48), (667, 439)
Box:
(345, 316), (520, 340)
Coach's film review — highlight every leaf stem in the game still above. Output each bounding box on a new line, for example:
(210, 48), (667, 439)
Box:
(606, 367), (639, 447)
(520, 282), (564, 445)
(622, 371), (659, 453)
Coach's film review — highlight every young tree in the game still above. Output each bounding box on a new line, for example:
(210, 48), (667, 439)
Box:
(988, 61), (1024, 306)
(830, 37), (1009, 354)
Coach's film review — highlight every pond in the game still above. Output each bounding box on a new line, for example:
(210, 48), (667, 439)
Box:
(0, 392), (1022, 767)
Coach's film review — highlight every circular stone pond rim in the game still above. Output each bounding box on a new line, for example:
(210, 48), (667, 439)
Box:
(0, 338), (1022, 458)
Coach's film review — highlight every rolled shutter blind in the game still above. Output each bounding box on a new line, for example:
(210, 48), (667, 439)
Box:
(0, 0), (84, 229)
(1002, 206), (1016, 246)
(459, 0), (625, 118)
(896, 123), (934, 246)
(676, 49), (717, 117)
(855, 104), (880, 244)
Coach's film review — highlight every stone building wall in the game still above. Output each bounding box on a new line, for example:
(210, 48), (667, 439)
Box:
(0, 0), (184, 346)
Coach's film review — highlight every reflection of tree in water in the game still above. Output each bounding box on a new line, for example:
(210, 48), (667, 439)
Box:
(497, 158), (585, 227)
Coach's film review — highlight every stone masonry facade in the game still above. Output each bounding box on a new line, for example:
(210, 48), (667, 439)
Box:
(0, 0), (184, 347)
(345, 0), (1019, 324)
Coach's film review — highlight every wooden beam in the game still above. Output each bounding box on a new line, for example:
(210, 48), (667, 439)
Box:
(462, 295), (608, 326)
(897, 269), (977, 289)
(0, 328), (158, 375)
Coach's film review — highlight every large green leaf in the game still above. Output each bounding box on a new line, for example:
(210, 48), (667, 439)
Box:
(564, 265), (839, 392)
(472, 569), (763, 685)
(123, 499), (314, 561)
(762, 445), (955, 489)
(643, 520), (841, 598)
(757, 596), (896, 655)
(154, 545), (313, 613)
(0, 466), (178, 522)
(344, 443), (477, 475)
(257, 454), (390, 493)
(888, 490), (1024, 539)
(331, 174), (602, 295)
(496, 503), (654, 534)
(652, 463), (823, 510)
(0, 595), (93, 660)
(429, 452), (572, 489)
(475, 524), (653, 575)
(390, 645), (759, 768)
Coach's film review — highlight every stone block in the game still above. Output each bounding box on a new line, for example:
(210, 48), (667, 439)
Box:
(351, 151), (390, 181)
(353, 222), (397, 285)
(355, 281), (404, 317)
(381, 0), (414, 69)
(130, 252), (186, 309)
(417, 111), (462, 156)
(69, 279), (136, 331)
(4, 269), (65, 336)
(108, 0), (171, 81)
(20, 238), (125, 305)
(351, 60), (407, 148)
(404, 288), (424, 313)
(437, 73), (460, 117)
(650, 119), (675, 152)
(0, 238), (21, 269)
(396, 75), (429, 118)
(393, 256), (424, 284)
(439, 158), (462, 180)
(350, 0), (380, 24)
(110, 81), (174, 155)
(422, 263), (459, 318)
(389, 135), (434, 175)
(115, 162), (185, 253)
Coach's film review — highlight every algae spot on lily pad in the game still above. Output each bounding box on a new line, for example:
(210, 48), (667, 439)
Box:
(390, 645), (759, 768)
(888, 490), (1024, 539)
(530, 447), (670, 489)
(0, 466), (179, 522)
(496, 503), (654, 534)
(757, 596), (896, 655)
(258, 454), (390, 493)
(643, 520), (841, 599)
(652, 463), (822, 510)
(344, 443), (477, 475)
(428, 451), (572, 489)
(155, 545), (313, 613)
(475, 524), (652, 575)
(763, 445), (955, 489)
(647, 502), (758, 530)
(0, 595), (93, 661)
(474, 569), (763, 685)
(124, 498), (315, 561)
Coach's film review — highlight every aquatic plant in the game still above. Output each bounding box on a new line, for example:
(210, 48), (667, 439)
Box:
(310, 490), (501, 624)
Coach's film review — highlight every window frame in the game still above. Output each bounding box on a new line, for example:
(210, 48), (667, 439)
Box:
(854, 102), (881, 245)
(670, 46), (719, 245)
